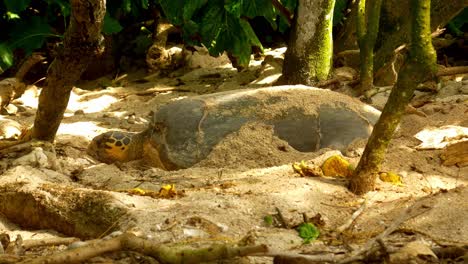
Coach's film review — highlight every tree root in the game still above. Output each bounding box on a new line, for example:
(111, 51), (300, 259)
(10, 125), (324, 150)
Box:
(10, 232), (267, 264)
(0, 176), (128, 239)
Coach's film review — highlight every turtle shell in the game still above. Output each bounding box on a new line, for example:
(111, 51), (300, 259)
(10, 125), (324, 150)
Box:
(145, 85), (381, 169)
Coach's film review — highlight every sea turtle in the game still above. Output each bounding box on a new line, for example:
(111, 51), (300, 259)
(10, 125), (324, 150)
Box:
(88, 85), (381, 170)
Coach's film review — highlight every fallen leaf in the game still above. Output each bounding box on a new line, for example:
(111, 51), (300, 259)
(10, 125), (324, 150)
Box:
(292, 160), (323, 177)
(379, 172), (404, 186)
(158, 184), (177, 198)
(321, 155), (354, 177)
(120, 184), (179, 199)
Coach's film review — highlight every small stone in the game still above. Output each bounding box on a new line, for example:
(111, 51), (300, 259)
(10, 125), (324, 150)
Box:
(421, 105), (443, 115)
(74, 109), (85, 115)
(127, 115), (136, 124)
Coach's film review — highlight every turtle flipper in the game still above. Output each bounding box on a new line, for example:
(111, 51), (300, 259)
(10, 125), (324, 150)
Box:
(88, 131), (142, 163)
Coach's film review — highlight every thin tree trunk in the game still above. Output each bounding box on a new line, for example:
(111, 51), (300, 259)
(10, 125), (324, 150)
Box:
(335, 0), (464, 83)
(357, 0), (383, 95)
(32, 0), (106, 141)
(349, 0), (437, 195)
(277, 0), (336, 85)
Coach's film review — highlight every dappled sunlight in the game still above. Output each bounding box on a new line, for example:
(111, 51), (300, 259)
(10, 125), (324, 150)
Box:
(250, 71), (282, 85)
(57, 121), (105, 139)
(67, 91), (119, 113)
(423, 174), (463, 189)
(414, 125), (468, 149)
(361, 104), (381, 116)
(19, 88), (40, 109)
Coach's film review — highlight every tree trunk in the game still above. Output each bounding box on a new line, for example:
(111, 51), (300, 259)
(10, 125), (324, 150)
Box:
(277, 0), (336, 85)
(357, 0), (383, 94)
(335, 0), (464, 83)
(32, 0), (106, 141)
(349, 0), (437, 195)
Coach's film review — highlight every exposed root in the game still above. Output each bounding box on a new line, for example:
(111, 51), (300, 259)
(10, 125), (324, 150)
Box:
(15, 232), (267, 264)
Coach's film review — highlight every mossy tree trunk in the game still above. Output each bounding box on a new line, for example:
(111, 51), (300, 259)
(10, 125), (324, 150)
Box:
(335, 0), (464, 82)
(357, 0), (383, 95)
(349, 0), (437, 195)
(32, 0), (106, 141)
(277, 0), (336, 85)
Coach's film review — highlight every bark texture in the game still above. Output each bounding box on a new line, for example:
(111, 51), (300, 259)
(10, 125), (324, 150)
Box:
(349, 0), (437, 195)
(335, 0), (464, 80)
(278, 0), (336, 85)
(357, 0), (383, 94)
(0, 179), (126, 239)
(32, 0), (106, 140)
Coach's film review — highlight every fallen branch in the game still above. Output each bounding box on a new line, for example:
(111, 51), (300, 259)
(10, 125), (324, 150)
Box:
(20, 232), (268, 264)
(0, 141), (48, 155)
(270, 252), (337, 263)
(132, 87), (190, 96)
(21, 237), (79, 250)
(436, 66), (468, 77)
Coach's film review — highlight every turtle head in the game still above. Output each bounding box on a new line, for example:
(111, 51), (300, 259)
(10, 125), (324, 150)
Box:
(87, 131), (145, 163)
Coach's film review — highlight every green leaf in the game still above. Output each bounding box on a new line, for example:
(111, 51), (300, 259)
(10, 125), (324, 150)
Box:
(3, 0), (31, 14)
(9, 16), (54, 53)
(240, 19), (263, 51)
(279, 0), (297, 11)
(183, 0), (207, 20)
(140, 0), (149, 9)
(122, 0), (132, 13)
(182, 20), (200, 46)
(5, 11), (20, 20)
(160, 0), (185, 25)
(132, 34), (152, 55)
(0, 43), (14, 74)
(199, 3), (225, 48)
(297, 223), (320, 244)
(103, 13), (123, 34)
(264, 215), (273, 226)
(241, 0), (275, 19)
(224, 0), (241, 18)
(333, 0), (348, 26)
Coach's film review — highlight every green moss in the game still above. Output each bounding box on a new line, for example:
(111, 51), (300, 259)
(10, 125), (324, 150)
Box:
(308, 0), (335, 81)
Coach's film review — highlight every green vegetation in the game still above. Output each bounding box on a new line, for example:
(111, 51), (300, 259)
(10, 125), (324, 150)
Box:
(0, 0), (300, 73)
(297, 222), (320, 244)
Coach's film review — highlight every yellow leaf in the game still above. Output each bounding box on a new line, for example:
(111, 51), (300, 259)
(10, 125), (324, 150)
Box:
(379, 172), (403, 186)
(158, 184), (177, 198)
(292, 160), (323, 177)
(127, 188), (146, 195)
(321, 155), (354, 177)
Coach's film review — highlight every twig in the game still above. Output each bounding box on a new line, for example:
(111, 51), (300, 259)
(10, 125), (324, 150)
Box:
(275, 207), (288, 228)
(317, 78), (340, 88)
(336, 199), (368, 233)
(132, 87), (190, 96)
(271, 0), (293, 25)
(376, 237), (390, 259)
(21, 237), (79, 250)
(268, 251), (337, 263)
(337, 202), (432, 264)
